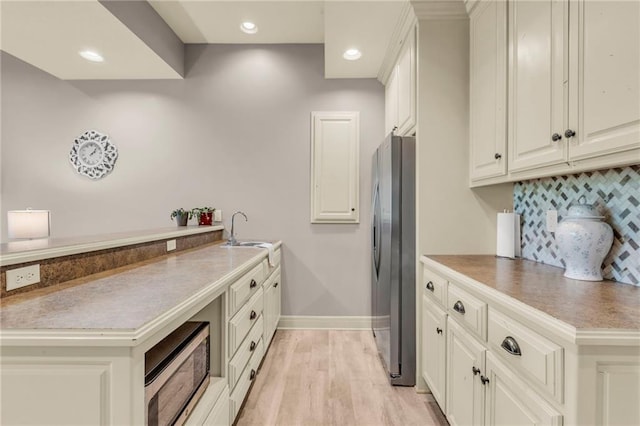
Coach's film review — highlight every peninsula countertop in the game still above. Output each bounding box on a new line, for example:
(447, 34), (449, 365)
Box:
(422, 255), (640, 342)
(0, 241), (281, 345)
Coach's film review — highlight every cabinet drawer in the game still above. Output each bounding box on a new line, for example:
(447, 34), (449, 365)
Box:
(229, 315), (264, 391)
(488, 308), (563, 402)
(229, 289), (264, 357)
(228, 262), (265, 318)
(229, 338), (264, 422)
(447, 282), (487, 340)
(423, 266), (447, 307)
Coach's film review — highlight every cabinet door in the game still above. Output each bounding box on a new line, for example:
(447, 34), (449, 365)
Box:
(469, 0), (507, 181)
(421, 294), (447, 409)
(596, 364), (640, 426)
(508, 0), (568, 172)
(485, 352), (562, 426)
(273, 272), (281, 335)
(396, 27), (416, 136)
(385, 66), (399, 135)
(568, 0), (640, 161)
(446, 317), (486, 426)
(310, 111), (359, 223)
(263, 280), (275, 345)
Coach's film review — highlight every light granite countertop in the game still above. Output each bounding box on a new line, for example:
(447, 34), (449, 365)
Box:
(0, 241), (280, 334)
(423, 255), (640, 333)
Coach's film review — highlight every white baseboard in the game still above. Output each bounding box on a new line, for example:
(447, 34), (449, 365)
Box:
(277, 315), (372, 330)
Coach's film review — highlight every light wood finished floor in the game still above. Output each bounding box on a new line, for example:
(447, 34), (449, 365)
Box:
(236, 330), (448, 426)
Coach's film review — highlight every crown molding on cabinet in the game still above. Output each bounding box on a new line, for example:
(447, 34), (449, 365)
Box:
(411, 0), (469, 20)
(464, 0), (479, 15)
(377, 1), (416, 84)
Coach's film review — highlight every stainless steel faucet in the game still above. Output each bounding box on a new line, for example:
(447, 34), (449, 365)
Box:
(228, 211), (248, 246)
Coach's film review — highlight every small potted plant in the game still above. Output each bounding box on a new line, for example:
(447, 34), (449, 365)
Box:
(170, 208), (192, 226)
(191, 207), (215, 226)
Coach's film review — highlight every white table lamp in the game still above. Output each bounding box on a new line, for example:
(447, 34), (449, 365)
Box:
(7, 209), (50, 239)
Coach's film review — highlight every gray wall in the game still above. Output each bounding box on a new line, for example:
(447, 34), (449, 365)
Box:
(0, 45), (385, 317)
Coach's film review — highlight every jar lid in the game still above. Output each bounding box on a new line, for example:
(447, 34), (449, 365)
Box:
(566, 196), (604, 219)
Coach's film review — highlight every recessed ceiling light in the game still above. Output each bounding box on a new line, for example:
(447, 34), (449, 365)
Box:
(343, 49), (362, 61)
(79, 50), (104, 63)
(240, 22), (258, 34)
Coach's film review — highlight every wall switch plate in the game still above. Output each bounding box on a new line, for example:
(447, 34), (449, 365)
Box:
(546, 210), (558, 232)
(6, 264), (41, 291)
(214, 210), (222, 222)
(166, 239), (177, 251)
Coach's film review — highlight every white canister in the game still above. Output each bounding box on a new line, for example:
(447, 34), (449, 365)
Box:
(555, 197), (613, 281)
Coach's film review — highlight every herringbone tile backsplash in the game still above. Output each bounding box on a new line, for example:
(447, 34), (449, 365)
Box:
(514, 166), (640, 286)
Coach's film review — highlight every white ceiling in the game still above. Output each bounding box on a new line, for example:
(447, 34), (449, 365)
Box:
(0, 0), (183, 80)
(149, 0), (406, 78)
(0, 0), (408, 80)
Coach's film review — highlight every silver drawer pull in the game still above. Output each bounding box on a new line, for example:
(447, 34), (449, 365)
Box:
(453, 300), (465, 314)
(501, 336), (522, 356)
(426, 281), (434, 292)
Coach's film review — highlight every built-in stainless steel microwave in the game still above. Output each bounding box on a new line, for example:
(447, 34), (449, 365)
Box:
(145, 321), (210, 426)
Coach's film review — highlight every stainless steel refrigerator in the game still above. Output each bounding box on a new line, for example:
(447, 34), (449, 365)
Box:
(371, 134), (415, 386)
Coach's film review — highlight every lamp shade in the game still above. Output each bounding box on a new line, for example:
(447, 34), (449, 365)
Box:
(7, 210), (50, 239)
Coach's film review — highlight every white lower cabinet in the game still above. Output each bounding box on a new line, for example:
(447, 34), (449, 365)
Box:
(485, 352), (562, 426)
(420, 293), (447, 409)
(0, 246), (283, 426)
(420, 258), (639, 426)
(446, 317), (486, 426)
(442, 309), (561, 426)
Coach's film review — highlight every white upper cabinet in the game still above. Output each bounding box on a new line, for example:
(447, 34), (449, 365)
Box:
(384, 27), (416, 137)
(469, 0), (508, 182)
(508, 0), (568, 173)
(568, 0), (640, 160)
(385, 67), (399, 136)
(396, 26), (417, 136)
(469, 0), (639, 185)
(310, 111), (360, 223)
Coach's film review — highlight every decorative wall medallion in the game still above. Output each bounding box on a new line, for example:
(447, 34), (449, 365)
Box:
(69, 130), (118, 179)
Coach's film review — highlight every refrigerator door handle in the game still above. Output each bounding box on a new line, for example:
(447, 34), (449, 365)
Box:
(372, 183), (382, 277)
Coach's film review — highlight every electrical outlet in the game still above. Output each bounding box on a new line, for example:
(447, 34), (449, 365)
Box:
(167, 239), (177, 251)
(546, 210), (558, 232)
(6, 264), (41, 291)
(214, 210), (222, 222)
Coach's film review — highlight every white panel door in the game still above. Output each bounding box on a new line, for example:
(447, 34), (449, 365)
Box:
(508, 0), (568, 172)
(485, 352), (563, 426)
(310, 111), (360, 223)
(469, 0), (507, 181)
(446, 317), (486, 426)
(568, 0), (640, 160)
(421, 294), (447, 409)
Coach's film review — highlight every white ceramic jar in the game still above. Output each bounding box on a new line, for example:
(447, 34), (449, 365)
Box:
(555, 198), (613, 281)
